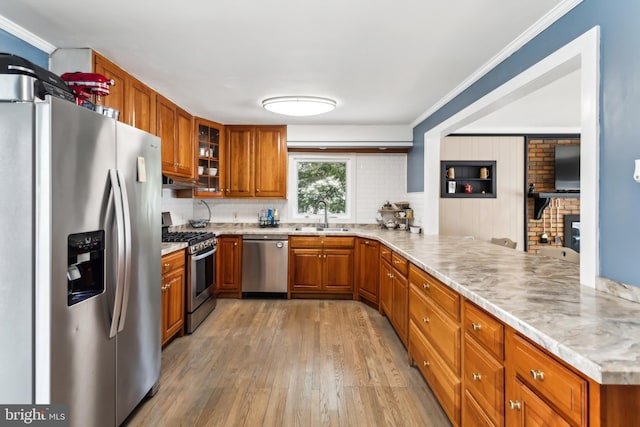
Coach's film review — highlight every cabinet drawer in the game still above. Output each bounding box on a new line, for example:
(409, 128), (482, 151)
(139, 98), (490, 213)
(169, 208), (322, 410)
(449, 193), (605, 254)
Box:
(464, 301), (505, 360)
(464, 335), (504, 426)
(409, 264), (460, 321)
(511, 333), (587, 425)
(161, 250), (185, 275)
(289, 236), (322, 248)
(380, 245), (392, 263)
(410, 322), (460, 426)
(391, 252), (408, 276)
(410, 284), (461, 373)
(322, 236), (355, 248)
(289, 236), (354, 248)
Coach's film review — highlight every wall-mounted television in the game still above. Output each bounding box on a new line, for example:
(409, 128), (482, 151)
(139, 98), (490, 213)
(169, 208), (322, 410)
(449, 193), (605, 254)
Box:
(555, 145), (580, 192)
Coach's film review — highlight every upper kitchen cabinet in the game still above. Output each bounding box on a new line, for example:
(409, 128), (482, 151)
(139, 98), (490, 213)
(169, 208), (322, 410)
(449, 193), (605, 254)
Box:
(93, 52), (127, 122)
(224, 125), (287, 198)
(157, 95), (195, 180)
(126, 77), (156, 134)
(194, 118), (224, 198)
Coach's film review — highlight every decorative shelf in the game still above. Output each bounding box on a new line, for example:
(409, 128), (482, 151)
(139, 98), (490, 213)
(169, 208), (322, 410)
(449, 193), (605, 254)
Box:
(528, 191), (580, 219)
(441, 160), (496, 198)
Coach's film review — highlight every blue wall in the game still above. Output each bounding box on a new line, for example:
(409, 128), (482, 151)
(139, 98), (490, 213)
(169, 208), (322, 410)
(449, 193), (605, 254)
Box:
(408, 0), (640, 286)
(0, 28), (48, 68)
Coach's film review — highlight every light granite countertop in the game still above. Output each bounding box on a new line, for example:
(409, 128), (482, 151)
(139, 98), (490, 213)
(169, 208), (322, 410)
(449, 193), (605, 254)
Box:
(161, 241), (187, 256)
(163, 223), (640, 385)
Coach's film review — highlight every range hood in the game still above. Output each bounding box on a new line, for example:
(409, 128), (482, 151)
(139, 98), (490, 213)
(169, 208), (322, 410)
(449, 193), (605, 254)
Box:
(162, 175), (198, 189)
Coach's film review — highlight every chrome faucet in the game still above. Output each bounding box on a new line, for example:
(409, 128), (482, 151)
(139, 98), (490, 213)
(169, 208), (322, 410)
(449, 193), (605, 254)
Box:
(317, 200), (328, 228)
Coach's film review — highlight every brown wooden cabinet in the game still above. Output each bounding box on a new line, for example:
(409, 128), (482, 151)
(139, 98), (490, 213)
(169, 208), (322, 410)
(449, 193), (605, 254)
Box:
(93, 52), (126, 122)
(506, 331), (587, 426)
(193, 118), (224, 198)
(289, 236), (354, 297)
(462, 301), (506, 427)
(215, 236), (242, 298)
(161, 250), (185, 347)
(408, 264), (461, 425)
(157, 95), (195, 180)
(379, 246), (409, 345)
(355, 238), (380, 306)
(224, 125), (287, 198)
(126, 77), (156, 134)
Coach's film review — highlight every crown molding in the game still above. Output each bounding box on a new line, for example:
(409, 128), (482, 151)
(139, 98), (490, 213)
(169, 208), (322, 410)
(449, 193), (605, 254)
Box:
(411, 0), (584, 128)
(0, 15), (56, 54)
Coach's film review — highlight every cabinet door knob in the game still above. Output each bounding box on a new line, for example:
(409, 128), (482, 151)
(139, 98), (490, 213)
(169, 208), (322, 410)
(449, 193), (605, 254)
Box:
(256, 188), (260, 192)
(423, 283), (430, 290)
(234, 242), (238, 246)
(530, 369), (545, 381)
(423, 360), (430, 367)
(423, 317), (430, 324)
(364, 241), (369, 245)
(472, 373), (482, 381)
(509, 400), (521, 411)
(471, 322), (482, 331)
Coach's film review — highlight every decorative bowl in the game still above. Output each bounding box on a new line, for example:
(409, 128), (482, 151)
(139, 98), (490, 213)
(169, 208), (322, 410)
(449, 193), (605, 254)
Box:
(189, 219), (208, 228)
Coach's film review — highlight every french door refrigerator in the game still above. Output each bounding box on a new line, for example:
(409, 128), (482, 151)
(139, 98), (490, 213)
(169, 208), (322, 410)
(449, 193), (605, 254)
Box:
(0, 95), (161, 426)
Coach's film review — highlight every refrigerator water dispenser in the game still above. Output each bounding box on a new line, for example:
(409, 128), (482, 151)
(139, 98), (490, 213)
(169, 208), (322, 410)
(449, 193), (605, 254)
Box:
(67, 230), (105, 306)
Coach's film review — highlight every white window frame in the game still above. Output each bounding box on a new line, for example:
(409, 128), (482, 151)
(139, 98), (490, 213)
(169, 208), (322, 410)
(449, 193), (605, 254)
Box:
(288, 153), (355, 223)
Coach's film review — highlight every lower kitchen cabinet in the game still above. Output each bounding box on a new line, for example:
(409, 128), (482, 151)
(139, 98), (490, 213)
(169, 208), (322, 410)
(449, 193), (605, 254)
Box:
(289, 236), (354, 297)
(161, 250), (185, 347)
(506, 331), (588, 426)
(216, 235), (242, 298)
(463, 301), (505, 427)
(379, 246), (409, 346)
(408, 263), (461, 425)
(356, 238), (380, 306)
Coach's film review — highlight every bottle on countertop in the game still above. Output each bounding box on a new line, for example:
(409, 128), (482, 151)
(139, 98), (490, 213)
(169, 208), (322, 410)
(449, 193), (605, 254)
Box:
(273, 209), (279, 221)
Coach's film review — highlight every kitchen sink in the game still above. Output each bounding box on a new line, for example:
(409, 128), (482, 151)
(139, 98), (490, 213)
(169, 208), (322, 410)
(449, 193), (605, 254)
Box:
(293, 227), (350, 232)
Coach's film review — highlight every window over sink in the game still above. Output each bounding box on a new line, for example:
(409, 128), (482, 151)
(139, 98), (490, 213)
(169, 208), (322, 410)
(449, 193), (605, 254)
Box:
(289, 154), (354, 222)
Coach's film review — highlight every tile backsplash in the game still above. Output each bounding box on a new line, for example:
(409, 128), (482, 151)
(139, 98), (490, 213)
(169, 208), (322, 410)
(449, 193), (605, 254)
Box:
(161, 152), (424, 226)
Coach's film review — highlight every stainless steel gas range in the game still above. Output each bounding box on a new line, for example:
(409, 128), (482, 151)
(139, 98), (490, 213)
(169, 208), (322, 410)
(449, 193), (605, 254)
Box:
(162, 214), (217, 333)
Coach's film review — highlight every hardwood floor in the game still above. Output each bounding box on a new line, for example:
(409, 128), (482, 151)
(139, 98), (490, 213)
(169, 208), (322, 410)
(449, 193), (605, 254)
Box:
(126, 299), (451, 427)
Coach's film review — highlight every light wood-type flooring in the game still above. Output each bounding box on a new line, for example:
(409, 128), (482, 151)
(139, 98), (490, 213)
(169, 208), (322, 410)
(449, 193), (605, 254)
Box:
(126, 299), (451, 427)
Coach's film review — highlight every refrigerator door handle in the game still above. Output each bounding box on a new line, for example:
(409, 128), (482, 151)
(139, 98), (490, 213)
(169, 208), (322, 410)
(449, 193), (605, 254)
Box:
(116, 169), (132, 333)
(108, 169), (126, 339)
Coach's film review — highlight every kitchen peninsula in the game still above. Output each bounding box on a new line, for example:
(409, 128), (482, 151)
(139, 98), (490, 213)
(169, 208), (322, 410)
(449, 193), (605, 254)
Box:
(164, 224), (640, 425)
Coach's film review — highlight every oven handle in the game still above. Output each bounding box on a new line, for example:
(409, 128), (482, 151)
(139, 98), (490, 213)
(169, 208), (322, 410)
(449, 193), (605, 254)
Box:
(191, 247), (217, 261)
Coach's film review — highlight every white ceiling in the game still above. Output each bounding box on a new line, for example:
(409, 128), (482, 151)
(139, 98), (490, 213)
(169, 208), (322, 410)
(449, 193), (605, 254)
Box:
(0, 0), (564, 126)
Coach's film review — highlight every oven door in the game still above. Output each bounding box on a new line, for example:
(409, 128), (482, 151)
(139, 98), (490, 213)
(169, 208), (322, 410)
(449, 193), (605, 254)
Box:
(187, 246), (216, 312)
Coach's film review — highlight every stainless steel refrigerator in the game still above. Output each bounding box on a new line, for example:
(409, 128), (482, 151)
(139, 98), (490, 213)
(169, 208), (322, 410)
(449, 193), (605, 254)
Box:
(0, 95), (161, 426)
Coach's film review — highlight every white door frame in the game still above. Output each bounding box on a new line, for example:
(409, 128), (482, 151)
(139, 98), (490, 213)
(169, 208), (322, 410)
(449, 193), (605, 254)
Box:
(422, 26), (600, 287)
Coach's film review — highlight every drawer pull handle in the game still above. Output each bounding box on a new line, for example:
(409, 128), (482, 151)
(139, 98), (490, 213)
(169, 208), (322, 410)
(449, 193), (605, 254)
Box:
(472, 373), (482, 381)
(423, 361), (430, 367)
(471, 322), (482, 331)
(163, 263), (171, 268)
(530, 369), (545, 381)
(423, 283), (430, 290)
(423, 317), (430, 324)
(509, 400), (521, 411)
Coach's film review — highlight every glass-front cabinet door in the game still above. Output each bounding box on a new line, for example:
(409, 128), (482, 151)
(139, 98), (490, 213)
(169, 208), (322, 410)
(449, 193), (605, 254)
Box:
(193, 118), (224, 198)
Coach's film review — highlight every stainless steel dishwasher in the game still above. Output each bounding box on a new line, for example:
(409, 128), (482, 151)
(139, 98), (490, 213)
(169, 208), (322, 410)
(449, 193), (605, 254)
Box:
(241, 234), (288, 297)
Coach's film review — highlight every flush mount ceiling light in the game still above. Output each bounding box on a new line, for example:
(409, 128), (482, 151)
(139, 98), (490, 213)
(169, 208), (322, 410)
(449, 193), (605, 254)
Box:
(262, 96), (336, 117)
